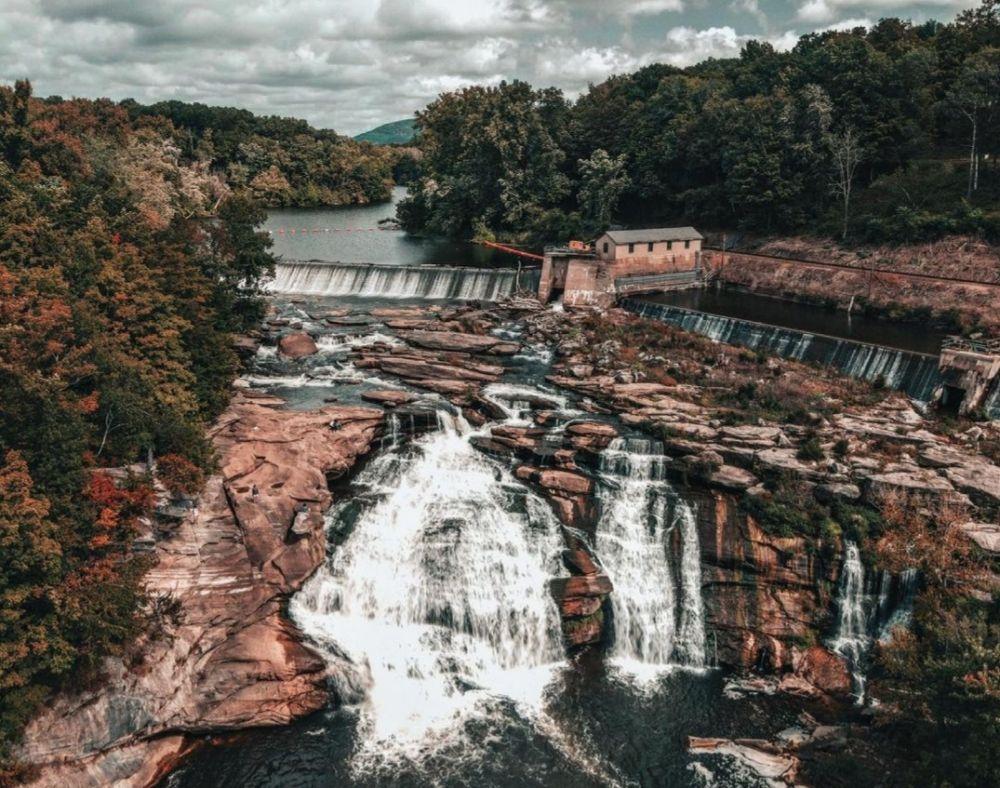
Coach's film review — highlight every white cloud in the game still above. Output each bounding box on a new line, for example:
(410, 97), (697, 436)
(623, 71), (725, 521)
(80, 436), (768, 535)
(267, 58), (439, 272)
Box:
(628, 0), (685, 15)
(535, 43), (640, 87)
(656, 25), (797, 67)
(731, 0), (768, 28)
(797, 0), (978, 24)
(822, 17), (874, 31)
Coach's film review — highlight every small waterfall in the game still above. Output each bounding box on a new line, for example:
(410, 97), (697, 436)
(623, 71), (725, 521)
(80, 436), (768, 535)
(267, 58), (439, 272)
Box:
(291, 412), (564, 767)
(595, 438), (706, 668)
(622, 299), (942, 402)
(985, 378), (1000, 420)
(830, 543), (920, 703)
(674, 503), (706, 666)
(270, 260), (535, 300)
(877, 568), (919, 642)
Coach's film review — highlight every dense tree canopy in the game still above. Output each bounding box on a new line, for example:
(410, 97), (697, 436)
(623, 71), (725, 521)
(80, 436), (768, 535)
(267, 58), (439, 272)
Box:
(122, 99), (396, 208)
(400, 1), (1000, 245)
(0, 81), (275, 773)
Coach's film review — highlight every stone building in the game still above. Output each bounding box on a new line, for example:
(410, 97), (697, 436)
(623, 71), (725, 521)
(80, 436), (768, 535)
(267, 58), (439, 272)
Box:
(538, 227), (704, 307)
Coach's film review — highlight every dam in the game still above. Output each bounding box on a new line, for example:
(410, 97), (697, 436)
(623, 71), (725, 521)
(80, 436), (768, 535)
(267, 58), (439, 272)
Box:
(623, 296), (945, 405)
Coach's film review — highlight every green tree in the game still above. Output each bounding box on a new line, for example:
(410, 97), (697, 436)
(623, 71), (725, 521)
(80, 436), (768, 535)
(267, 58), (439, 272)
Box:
(577, 149), (629, 234)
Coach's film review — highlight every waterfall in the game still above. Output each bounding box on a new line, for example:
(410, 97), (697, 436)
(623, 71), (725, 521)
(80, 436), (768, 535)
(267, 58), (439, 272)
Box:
(830, 543), (921, 703)
(877, 568), (919, 642)
(290, 412), (564, 767)
(622, 299), (943, 402)
(674, 503), (707, 666)
(595, 438), (706, 668)
(985, 378), (1000, 420)
(830, 542), (870, 702)
(270, 260), (535, 300)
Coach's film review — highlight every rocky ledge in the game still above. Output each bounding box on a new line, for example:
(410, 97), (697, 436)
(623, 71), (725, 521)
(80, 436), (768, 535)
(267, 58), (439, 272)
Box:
(19, 391), (383, 787)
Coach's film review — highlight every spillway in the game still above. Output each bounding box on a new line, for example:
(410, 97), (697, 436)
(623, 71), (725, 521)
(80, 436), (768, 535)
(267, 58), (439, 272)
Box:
(270, 260), (538, 300)
(623, 299), (943, 402)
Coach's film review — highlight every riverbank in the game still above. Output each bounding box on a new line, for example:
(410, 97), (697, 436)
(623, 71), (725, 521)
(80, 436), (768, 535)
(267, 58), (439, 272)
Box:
(708, 236), (1000, 334)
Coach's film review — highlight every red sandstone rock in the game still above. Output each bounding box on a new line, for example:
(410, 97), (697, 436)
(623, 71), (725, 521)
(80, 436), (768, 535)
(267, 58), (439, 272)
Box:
(562, 548), (600, 575)
(794, 646), (852, 698)
(361, 389), (416, 407)
(550, 574), (613, 599)
(515, 465), (592, 495)
(400, 330), (519, 355)
(566, 421), (618, 439)
(560, 596), (603, 617)
(277, 332), (318, 359)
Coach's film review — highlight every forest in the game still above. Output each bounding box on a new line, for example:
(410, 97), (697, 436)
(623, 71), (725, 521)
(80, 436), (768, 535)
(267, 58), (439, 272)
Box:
(0, 81), (278, 777)
(399, 1), (1000, 247)
(120, 99), (397, 208)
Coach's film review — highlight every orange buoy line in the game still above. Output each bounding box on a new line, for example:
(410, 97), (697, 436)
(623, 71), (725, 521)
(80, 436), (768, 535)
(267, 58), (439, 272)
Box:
(479, 240), (545, 261)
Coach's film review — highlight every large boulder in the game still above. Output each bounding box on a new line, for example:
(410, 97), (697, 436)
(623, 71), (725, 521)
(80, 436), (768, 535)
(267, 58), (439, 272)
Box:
(793, 646), (852, 698)
(278, 332), (318, 359)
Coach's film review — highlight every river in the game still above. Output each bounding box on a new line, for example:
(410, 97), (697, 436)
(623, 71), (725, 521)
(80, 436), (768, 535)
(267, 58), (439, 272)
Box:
(164, 199), (904, 787)
(263, 187), (511, 268)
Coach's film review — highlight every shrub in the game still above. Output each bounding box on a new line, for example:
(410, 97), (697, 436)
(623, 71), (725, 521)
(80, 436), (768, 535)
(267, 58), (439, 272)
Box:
(156, 454), (205, 497)
(796, 434), (825, 462)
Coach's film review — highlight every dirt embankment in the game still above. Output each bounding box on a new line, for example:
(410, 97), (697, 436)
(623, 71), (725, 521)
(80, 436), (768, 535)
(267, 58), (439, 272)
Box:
(710, 235), (1000, 333)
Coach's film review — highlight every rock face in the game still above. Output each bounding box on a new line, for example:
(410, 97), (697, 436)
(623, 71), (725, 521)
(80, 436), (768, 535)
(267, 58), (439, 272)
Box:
(694, 489), (838, 672)
(277, 331), (318, 358)
(20, 392), (382, 787)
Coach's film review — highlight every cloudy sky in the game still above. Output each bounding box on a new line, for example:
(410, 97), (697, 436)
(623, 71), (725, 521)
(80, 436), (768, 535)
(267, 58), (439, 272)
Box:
(0, 0), (982, 135)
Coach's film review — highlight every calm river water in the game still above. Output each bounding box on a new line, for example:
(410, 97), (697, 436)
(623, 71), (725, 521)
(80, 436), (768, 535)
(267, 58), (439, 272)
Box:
(263, 187), (511, 268)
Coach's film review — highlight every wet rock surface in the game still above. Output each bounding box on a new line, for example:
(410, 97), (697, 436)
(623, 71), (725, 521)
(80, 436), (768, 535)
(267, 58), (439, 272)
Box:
(277, 331), (318, 358)
(25, 292), (1000, 786)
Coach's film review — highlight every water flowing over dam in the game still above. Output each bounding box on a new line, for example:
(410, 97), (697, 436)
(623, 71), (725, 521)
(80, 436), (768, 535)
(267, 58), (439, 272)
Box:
(271, 260), (538, 300)
(596, 438), (706, 669)
(624, 299), (943, 402)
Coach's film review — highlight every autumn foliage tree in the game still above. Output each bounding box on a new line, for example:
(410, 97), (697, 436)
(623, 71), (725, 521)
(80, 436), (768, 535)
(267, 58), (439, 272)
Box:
(0, 79), (275, 771)
(871, 490), (999, 785)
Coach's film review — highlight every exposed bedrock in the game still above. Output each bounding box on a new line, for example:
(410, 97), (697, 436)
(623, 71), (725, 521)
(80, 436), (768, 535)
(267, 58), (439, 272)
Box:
(691, 488), (839, 673)
(19, 392), (383, 787)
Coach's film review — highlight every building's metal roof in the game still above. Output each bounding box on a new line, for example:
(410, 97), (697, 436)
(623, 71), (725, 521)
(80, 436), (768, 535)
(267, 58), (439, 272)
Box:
(602, 227), (703, 244)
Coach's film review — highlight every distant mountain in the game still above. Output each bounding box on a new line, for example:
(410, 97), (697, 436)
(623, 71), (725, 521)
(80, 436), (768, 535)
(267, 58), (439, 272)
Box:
(354, 118), (417, 145)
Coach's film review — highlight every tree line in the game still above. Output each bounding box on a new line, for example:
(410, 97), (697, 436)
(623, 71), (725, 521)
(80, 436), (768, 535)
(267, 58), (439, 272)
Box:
(118, 98), (397, 208)
(0, 82), (276, 778)
(399, 1), (1000, 246)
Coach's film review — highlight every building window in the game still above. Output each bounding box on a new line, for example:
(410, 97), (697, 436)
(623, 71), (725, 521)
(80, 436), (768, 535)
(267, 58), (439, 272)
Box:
(647, 242), (654, 252)
(603, 242), (609, 254)
(684, 240), (691, 249)
(628, 243), (635, 254)
(667, 241), (673, 251)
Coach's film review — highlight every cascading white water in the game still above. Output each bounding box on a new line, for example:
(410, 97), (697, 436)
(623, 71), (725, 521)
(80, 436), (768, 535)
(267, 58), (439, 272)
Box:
(290, 411), (564, 769)
(624, 300), (943, 402)
(595, 438), (706, 669)
(829, 544), (921, 704)
(270, 261), (526, 300)
(674, 503), (707, 666)
(830, 541), (871, 702)
(877, 568), (919, 642)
